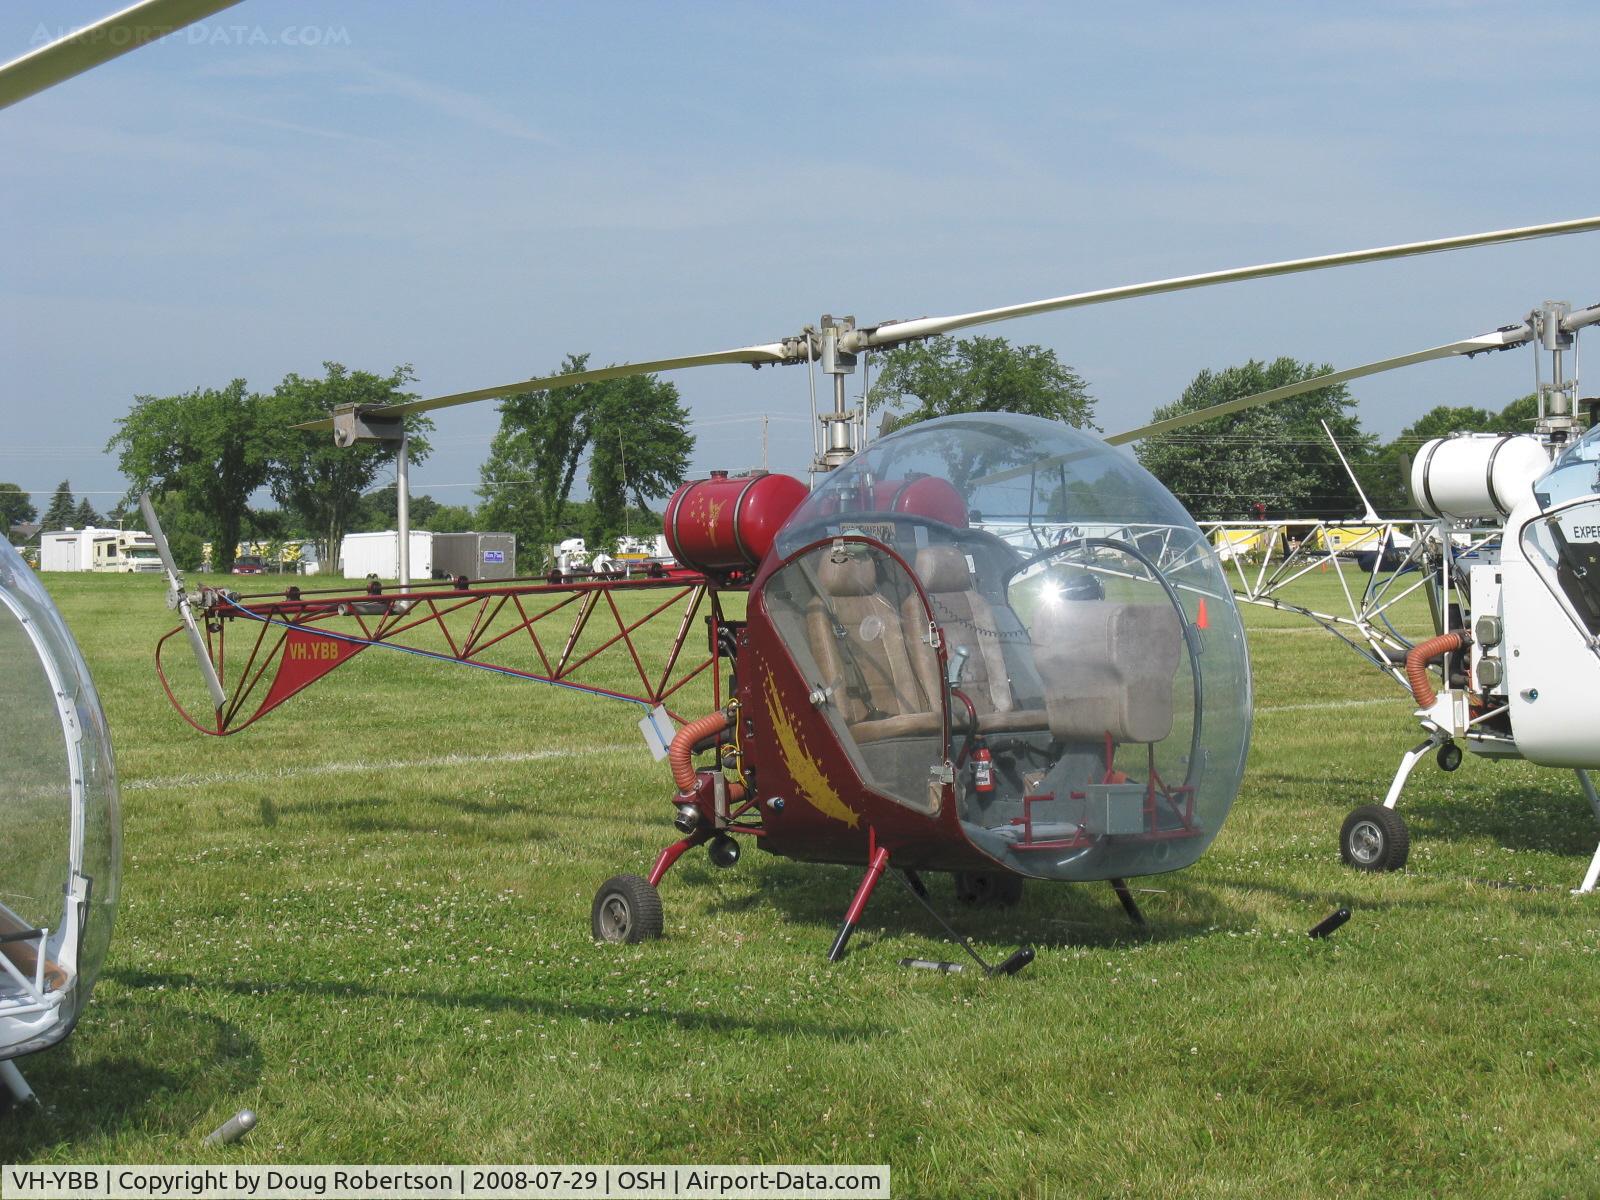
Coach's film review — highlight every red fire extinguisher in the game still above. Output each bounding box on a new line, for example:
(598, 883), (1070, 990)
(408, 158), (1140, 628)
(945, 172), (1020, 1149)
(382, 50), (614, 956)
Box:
(972, 742), (995, 793)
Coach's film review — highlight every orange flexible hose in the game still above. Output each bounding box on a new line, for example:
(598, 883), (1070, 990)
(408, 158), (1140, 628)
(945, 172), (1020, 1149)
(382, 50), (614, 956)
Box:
(1406, 630), (1471, 709)
(669, 710), (728, 794)
(668, 708), (753, 808)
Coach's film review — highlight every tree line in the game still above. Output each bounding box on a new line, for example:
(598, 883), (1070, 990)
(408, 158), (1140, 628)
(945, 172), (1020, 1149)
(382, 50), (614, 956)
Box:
(81, 359), (691, 573)
(22, 338), (1548, 568)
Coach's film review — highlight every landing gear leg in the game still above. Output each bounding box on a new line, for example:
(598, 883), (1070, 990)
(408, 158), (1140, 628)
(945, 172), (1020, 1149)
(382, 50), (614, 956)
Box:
(828, 846), (891, 963)
(0, 1060), (33, 1105)
(1574, 770), (1600, 896)
(1109, 878), (1147, 928)
(1382, 737), (1442, 811)
(647, 831), (710, 888)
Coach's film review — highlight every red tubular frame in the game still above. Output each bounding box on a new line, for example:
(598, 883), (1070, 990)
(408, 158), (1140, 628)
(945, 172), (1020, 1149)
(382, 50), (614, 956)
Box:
(155, 574), (734, 735)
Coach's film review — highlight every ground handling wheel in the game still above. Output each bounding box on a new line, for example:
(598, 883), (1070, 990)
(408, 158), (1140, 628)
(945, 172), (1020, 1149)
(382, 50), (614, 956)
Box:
(1339, 804), (1411, 872)
(591, 874), (665, 944)
(953, 870), (1024, 906)
(1436, 741), (1463, 772)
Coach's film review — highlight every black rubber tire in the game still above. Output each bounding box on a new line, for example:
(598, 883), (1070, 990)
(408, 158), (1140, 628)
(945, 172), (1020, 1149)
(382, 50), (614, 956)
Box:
(1436, 742), (1463, 772)
(953, 870), (1024, 907)
(1339, 804), (1411, 872)
(591, 874), (664, 943)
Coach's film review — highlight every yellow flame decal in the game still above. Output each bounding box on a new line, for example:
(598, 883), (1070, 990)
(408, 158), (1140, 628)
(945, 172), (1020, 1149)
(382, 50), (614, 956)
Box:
(763, 673), (858, 828)
(704, 497), (725, 547)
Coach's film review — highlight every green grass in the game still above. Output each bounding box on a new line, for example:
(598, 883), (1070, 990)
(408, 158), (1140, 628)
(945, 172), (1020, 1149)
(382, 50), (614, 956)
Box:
(4, 568), (1600, 1198)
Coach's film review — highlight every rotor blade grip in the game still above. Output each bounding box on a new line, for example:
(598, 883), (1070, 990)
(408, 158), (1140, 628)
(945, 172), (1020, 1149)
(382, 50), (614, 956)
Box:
(140, 492), (227, 718)
(0, 0), (242, 110)
(1562, 303), (1600, 335)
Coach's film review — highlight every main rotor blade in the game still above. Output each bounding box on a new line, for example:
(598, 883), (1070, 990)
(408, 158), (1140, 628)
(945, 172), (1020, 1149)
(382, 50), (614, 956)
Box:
(1104, 325), (1534, 446)
(854, 216), (1600, 351)
(292, 343), (792, 431)
(0, 0), (241, 110)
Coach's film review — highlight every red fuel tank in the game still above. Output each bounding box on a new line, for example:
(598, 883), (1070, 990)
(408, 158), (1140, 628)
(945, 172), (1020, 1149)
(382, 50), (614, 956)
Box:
(663, 471), (809, 574)
(815, 476), (968, 527)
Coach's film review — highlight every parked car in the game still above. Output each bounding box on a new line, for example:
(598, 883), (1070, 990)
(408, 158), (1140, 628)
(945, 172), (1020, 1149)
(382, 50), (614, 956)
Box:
(231, 555), (267, 575)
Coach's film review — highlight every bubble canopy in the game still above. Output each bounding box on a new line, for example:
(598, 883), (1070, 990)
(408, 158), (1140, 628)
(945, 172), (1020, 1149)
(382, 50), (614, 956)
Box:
(0, 540), (119, 1059)
(764, 413), (1251, 880)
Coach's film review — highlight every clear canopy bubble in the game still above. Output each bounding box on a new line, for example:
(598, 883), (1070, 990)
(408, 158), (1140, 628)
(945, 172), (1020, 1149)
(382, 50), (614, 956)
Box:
(0, 540), (119, 1058)
(766, 413), (1251, 880)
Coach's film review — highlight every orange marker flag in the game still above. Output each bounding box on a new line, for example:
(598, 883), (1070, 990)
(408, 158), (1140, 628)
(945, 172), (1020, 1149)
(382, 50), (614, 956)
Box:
(1196, 597), (1209, 630)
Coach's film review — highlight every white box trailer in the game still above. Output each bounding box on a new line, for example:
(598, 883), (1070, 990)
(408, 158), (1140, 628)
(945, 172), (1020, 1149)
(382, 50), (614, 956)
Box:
(338, 531), (435, 581)
(39, 527), (162, 573)
(40, 530), (94, 572)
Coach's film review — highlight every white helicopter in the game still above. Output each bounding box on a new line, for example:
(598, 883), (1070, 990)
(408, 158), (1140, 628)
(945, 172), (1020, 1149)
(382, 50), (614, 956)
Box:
(1153, 301), (1600, 891)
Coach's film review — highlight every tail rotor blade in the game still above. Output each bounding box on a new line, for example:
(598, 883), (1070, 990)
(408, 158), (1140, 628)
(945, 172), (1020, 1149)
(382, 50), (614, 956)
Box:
(139, 493), (226, 720)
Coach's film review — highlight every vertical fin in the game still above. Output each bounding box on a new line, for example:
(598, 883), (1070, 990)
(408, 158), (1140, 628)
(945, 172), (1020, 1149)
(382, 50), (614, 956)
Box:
(1321, 419), (1380, 522)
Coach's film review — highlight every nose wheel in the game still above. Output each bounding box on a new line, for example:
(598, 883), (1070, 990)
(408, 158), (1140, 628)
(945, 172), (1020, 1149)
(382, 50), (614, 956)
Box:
(591, 874), (665, 943)
(1340, 804), (1410, 872)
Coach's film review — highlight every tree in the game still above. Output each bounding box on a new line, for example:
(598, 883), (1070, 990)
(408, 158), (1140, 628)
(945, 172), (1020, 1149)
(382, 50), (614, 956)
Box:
(107, 380), (273, 572)
(42, 480), (75, 530)
(478, 355), (598, 561)
(264, 363), (430, 562)
(353, 490), (476, 534)
(0, 484), (36, 540)
(585, 374), (693, 550)
(866, 335), (1096, 430)
(478, 355), (691, 561)
(72, 497), (102, 528)
(1135, 358), (1376, 521)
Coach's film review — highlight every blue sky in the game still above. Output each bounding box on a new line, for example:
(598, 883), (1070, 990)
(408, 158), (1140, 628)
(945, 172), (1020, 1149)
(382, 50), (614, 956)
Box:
(6, 1), (1600, 515)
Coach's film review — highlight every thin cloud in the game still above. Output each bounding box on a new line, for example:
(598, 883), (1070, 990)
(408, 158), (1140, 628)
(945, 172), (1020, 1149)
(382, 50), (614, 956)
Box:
(340, 63), (554, 146)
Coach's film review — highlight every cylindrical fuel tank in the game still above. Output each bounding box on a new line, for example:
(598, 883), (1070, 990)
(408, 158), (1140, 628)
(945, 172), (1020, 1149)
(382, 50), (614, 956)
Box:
(813, 475), (970, 526)
(1409, 433), (1551, 519)
(663, 471), (809, 574)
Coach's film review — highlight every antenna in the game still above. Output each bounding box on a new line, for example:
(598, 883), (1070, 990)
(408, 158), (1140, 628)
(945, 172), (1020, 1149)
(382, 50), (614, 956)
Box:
(1320, 419), (1380, 522)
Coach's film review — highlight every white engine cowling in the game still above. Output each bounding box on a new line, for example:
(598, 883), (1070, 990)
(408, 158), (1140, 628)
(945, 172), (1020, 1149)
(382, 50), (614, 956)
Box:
(1409, 433), (1551, 520)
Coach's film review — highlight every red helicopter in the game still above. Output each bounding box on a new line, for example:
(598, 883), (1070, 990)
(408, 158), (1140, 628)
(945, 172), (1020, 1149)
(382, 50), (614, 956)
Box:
(153, 413), (1250, 967)
(149, 218), (1600, 965)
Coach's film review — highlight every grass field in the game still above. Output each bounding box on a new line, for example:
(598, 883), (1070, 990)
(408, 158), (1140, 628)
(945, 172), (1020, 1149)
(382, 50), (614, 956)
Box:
(4, 567), (1600, 1197)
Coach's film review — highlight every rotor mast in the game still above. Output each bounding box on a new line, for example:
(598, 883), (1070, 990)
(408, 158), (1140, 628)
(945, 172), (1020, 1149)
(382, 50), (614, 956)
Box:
(815, 315), (859, 472)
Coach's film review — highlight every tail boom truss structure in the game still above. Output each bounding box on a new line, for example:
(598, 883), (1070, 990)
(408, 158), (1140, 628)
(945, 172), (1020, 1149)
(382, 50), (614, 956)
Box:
(156, 574), (732, 736)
